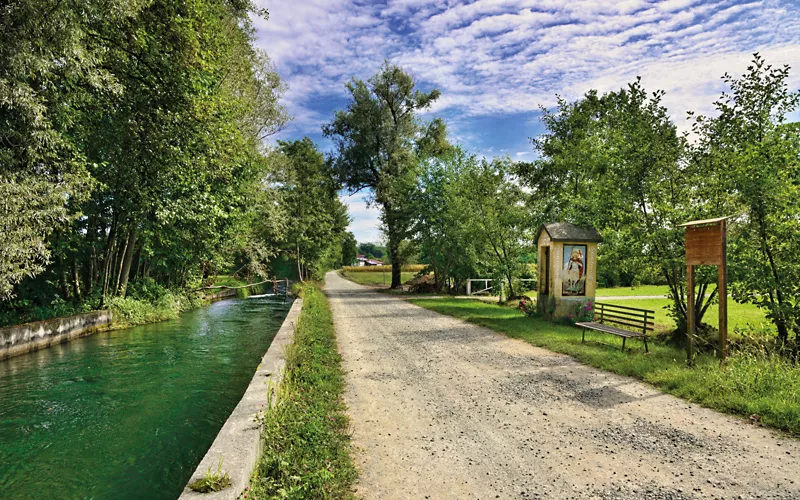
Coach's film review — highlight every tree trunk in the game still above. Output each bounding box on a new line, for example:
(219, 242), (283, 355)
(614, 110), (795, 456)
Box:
(72, 257), (82, 301)
(113, 234), (128, 296)
(296, 241), (304, 282)
(100, 216), (118, 306)
(117, 228), (138, 297)
(389, 237), (402, 289)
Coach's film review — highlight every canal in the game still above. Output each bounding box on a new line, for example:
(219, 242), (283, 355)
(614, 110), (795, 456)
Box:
(0, 295), (292, 499)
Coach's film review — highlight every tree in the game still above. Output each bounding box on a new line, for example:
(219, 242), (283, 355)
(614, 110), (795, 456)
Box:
(0, 0), (139, 298)
(690, 54), (800, 352)
(519, 79), (720, 336)
(410, 147), (480, 292)
(274, 138), (349, 281)
(0, 1), (291, 315)
(341, 233), (358, 267)
(324, 62), (447, 288)
(358, 243), (385, 259)
(453, 156), (531, 299)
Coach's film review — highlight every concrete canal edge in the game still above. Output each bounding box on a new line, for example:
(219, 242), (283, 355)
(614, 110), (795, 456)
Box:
(0, 311), (113, 361)
(179, 297), (303, 500)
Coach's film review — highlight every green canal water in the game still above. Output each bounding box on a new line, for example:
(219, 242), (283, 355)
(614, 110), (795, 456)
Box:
(0, 295), (292, 499)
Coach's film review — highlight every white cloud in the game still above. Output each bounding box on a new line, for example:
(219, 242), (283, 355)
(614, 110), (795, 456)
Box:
(254, 0), (800, 238)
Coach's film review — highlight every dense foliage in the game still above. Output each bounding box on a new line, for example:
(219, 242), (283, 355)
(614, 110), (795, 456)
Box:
(0, 1), (346, 325)
(411, 147), (531, 296)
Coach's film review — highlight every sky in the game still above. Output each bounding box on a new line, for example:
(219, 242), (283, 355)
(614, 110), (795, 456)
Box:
(252, 0), (800, 244)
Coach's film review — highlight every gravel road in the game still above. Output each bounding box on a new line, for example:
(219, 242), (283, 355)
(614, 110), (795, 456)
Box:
(325, 272), (800, 499)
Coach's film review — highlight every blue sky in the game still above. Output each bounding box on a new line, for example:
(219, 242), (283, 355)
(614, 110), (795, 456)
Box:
(253, 0), (800, 243)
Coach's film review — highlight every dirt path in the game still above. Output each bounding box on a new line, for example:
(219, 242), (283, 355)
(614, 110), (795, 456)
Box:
(325, 272), (800, 499)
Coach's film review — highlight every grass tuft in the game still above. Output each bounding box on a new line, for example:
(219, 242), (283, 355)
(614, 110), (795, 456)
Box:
(249, 284), (357, 499)
(188, 459), (232, 493)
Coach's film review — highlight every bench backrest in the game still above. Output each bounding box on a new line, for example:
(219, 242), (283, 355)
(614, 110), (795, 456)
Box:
(594, 302), (655, 336)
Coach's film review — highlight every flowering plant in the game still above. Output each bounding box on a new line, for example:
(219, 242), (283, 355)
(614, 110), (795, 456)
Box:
(572, 300), (594, 324)
(519, 296), (537, 317)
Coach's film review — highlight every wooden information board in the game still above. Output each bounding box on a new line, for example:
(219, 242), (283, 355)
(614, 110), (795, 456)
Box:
(685, 224), (723, 265)
(680, 217), (729, 364)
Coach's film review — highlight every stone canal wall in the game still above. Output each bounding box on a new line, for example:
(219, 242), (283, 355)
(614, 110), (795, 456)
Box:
(179, 297), (303, 500)
(0, 310), (114, 361)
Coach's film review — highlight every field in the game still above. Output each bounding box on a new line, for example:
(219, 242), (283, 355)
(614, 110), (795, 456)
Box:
(409, 297), (800, 436)
(596, 284), (669, 296)
(339, 270), (417, 287)
(601, 297), (773, 334)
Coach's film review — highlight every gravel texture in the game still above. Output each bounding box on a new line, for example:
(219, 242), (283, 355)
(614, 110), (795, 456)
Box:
(325, 272), (800, 499)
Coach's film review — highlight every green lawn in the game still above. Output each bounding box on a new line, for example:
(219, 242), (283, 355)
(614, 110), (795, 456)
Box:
(596, 284), (670, 296)
(409, 297), (800, 436)
(601, 297), (774, 335)
(524, 284), (671, 298)
(339, 270), (417, 287)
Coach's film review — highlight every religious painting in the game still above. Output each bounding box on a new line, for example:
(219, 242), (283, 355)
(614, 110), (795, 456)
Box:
(561, 245), (587, 296)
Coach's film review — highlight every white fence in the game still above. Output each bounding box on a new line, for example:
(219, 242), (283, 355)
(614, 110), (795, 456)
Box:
(466, 278), (537, 296)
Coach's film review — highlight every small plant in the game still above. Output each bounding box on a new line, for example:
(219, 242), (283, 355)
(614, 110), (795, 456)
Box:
(188, 458), (232, 493)
(518, 296), (537, 317)
(570, 299), (594, 324)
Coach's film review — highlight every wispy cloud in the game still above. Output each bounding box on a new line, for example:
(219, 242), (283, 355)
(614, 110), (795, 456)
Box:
(254, 0), (800, 242)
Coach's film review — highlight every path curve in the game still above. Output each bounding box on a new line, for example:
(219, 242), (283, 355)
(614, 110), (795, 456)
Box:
(325, 272), (800, 499)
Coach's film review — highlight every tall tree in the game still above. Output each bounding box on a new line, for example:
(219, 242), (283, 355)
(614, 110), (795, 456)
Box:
(324, 62), (447, 288)
(411, 147), (481, 292)
(452, 155), (531, 298)
(274, 138), (349, 281)
(690, 54), (800, 351)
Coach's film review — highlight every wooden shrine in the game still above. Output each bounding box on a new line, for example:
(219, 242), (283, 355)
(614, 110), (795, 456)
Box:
(536, 222), (603, 320)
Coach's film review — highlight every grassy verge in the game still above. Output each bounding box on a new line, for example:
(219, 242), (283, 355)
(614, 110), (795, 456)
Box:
(409, 297), (800, 436)
(339, 270), (416, 287)
(249, 284), (357, 499)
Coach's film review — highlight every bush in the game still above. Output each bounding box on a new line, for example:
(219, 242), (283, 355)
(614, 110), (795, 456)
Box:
(107, 291), (202, 327)
(126, 277), (170, 302)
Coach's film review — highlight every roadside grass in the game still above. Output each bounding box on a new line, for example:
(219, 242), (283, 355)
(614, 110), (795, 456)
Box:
(409, 297), (800, 436)
(249, 284), (357, 499)
(339, 270), (416, 287)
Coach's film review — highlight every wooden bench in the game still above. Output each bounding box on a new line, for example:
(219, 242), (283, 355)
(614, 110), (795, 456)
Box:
(576, 302), (654, 353)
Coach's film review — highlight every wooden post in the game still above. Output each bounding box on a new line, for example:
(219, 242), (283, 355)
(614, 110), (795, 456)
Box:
(466, 280), (471, 296)
(687, 264), (695, 366)
(719, 219), (728, 361)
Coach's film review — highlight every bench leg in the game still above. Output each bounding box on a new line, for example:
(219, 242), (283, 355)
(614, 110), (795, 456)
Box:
(643, 336), (649, 353)
(582, 327), (586, 344)
(622, 337), (626, 352)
